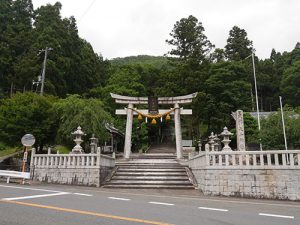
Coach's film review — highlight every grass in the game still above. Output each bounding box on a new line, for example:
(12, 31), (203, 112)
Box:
(0, 147), (21, 158)
(54, 145), (71, 154)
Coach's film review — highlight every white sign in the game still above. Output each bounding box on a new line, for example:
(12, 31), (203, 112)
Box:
(23, 151), (28, 162)
(21, 134), (35, 147)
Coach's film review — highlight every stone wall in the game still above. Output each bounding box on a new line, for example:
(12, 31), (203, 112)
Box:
(32, 167), (101, 187)
(187, 150), (300, 200)
(191, 168), (300, 200)
(30, 152), (115, 187)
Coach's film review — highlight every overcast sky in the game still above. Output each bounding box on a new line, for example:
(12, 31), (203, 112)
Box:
(32, 0), (300, 59)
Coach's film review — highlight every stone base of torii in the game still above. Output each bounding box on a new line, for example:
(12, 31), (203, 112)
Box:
(111, 93), (198, 159)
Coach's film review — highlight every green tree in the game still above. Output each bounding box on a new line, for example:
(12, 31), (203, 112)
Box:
(280, 61), (300, 106)
(52, 95), (113, 146)
(166, 15), (214, 64)
(210, 48), (225, 63)
(0, 92), (57, 148)
(198, 61), (252, 131)
(243, 113), (259, 143)
(0, 0), (34, 94)
(225, 26), (253, 61)
(260, 109), (300, 149)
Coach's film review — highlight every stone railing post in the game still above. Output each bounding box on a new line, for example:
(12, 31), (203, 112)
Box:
(30, 148), (36, 177)
(96, 147), (101, 167)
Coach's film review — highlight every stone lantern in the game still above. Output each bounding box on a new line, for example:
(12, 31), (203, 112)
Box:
(71, 126), (86, 154)
(221, 126), (233, 151)
(213, 135), (221, 151)
(90, 134), (98, 154)
(208, 132), (216, 151)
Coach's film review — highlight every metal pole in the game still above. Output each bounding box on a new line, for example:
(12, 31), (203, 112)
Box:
(251, 52), (262, 151)
(279, 96), (288, 151)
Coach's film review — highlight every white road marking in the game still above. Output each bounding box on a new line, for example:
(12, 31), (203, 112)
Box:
(259, 213), (294, 219)
(198, 207), (228, 212)
(92, 189), (300, 209)
(149, 201), (174, 206)
(2, 192), (69, 201)
(0, 184), (61, 193)
(108, 197), (131, 201)
(73, 193), (93, 197)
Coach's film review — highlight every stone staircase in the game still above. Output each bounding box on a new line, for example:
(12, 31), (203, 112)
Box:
(104, 154), (195, 189)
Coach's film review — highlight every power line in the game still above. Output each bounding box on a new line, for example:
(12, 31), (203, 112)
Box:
(78, 0), (97, 23)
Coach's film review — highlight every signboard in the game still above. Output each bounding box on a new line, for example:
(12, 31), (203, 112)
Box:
(148, 96), (158, 114)
(23, 151), (28, 162)
(21, 134), (36, 147)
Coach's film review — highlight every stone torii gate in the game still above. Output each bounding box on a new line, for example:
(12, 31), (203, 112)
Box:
(111, 92), (197, 159)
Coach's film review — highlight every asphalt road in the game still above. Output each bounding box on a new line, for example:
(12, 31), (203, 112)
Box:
(0, 183), (299, 225)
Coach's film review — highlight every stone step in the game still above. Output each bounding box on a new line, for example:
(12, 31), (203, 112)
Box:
(112, 176), (189, 180)
(104, 184), (195, 189)
(116, 162), (180, 165)
(129, 156), (176, 159)
(117, 169), (186, 173)
(115, 172), (187, 176)
(117, 166), (185, 169)
(109, 180), (192, 185)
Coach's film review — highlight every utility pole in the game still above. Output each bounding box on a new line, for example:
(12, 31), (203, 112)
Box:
(279, 96), (288, 151)
(39, 47), (53, 96)
(251, 51), (262, 151)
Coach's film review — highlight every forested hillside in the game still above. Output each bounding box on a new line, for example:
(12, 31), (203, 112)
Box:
(0, 1), (299, 152)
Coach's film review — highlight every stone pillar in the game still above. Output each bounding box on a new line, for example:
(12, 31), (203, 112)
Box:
(232, 110), (246, 151)
(174, 103), (183, 159)
(236, 110), (246, 151)
(124, 103), (133, 159)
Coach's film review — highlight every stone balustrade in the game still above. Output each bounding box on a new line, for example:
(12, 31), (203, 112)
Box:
(189, 150), (300, 169)
(32, 154), (98, 169)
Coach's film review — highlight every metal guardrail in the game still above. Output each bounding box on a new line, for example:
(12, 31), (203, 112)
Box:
(0, 170), (30, 183)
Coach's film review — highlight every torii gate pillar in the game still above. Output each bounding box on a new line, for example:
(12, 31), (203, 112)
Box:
(124, 103), (134, 159)
(174, 103), (183, 159)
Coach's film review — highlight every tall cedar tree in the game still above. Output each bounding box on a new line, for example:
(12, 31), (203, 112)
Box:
(225, 26), (253, 61)
(166, 15), (214, 65)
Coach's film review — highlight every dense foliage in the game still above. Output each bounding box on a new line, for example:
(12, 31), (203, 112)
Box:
(52, 95), (113, 147)
(0, 93), (57, 148)
(260, 109), (300, 149)
(0, 1), (109, 97)
(0, 2), (299, 151)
